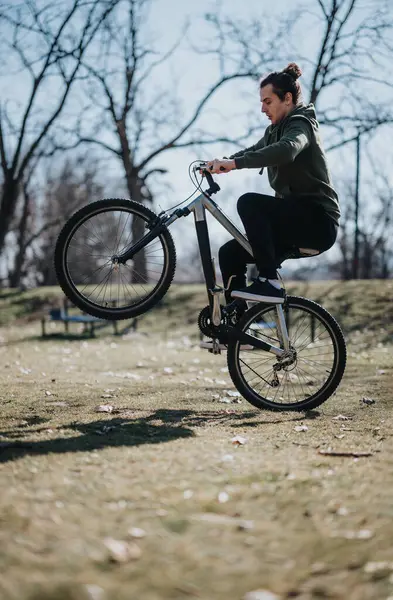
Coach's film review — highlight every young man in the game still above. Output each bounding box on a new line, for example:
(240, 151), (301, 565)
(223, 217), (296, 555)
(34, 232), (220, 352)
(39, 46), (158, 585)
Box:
(207, 62), (340, 305)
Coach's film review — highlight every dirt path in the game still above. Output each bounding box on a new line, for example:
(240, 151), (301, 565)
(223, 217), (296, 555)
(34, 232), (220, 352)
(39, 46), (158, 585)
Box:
(0, 322), (392, 600)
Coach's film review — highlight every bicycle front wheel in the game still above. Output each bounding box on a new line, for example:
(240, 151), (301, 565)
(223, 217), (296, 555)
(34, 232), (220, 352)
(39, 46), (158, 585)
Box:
(227, 296), (346, 411)
(54, 199), (176, 320)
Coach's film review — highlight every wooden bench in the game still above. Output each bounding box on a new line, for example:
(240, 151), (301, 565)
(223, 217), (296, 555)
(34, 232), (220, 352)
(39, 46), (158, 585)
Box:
(41, 299), (136, 338)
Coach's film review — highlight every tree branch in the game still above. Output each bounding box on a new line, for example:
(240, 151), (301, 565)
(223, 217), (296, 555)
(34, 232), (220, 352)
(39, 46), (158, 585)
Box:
(137, 73), (258, 170)
(11, 0), (84, 175)
(16, 1), (120, 179)
(0, 107), (8, 174)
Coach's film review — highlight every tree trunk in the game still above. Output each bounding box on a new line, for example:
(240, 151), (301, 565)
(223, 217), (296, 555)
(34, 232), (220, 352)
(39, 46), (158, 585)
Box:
(8, 184), (30, 288)
(380, 241), (389, 279)
(0, 176), (19, 258)
(127, 173), (148, 284)
(117, 119), (148, 283)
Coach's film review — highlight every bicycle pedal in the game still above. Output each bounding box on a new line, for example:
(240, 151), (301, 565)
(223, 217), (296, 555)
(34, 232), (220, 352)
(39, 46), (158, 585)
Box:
(200, 340), (225, 353)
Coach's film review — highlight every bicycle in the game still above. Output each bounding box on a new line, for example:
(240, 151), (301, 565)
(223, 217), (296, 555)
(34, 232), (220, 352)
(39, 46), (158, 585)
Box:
(54, 162), (346, 411)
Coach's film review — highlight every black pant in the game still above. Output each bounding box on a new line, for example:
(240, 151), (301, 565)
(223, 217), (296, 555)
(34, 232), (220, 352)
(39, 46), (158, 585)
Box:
(219, 192), (338, 302)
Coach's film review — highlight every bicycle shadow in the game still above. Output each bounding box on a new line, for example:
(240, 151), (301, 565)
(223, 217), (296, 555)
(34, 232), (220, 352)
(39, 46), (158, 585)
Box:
(0, 412), (194, 464)
(0, 408), (320, 464)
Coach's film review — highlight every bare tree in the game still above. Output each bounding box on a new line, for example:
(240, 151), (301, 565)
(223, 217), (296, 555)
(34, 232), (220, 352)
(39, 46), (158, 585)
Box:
(0, 0), (120, 257)
(328, 164), (393, 280)
(298, 0), (393, 150)
(49, 0), (297, 280)
(32, 154), (106, 286)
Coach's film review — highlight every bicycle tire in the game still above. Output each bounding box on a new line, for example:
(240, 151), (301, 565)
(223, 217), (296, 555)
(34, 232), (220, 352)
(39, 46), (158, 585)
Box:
(54, 198), (176, 320)
(227, 296), (346, 411)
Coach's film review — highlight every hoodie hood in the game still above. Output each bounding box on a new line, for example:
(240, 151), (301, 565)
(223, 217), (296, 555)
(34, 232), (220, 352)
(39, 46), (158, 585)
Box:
(270, 103), (318, 134)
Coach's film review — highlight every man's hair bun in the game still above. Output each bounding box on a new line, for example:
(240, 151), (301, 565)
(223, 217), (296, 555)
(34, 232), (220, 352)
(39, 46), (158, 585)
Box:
(282, 63), (302, 80)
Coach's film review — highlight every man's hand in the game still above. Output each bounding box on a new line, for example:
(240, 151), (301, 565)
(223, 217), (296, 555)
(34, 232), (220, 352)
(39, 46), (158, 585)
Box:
(206, 158), (236, 174)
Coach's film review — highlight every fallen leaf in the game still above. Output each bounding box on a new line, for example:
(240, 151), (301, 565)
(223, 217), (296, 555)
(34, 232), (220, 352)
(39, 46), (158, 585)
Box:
(95, 405), (113, 413)
(128, 527), (146, 539)
(84, 584), (105, 600)
(364, 561), (393, 574)
(231, 435), (248, 446)
(103, 537), (141, 562)
(218, 491), (229, 503)
(243, 590), (280, 600)
(294, 424), (308, 432)
(361, 397), (376, 405)
(332, 414), (352, 421)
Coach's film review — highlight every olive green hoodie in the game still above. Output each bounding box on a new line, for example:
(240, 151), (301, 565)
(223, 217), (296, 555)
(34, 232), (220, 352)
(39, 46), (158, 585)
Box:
(230, 103), (340, 224)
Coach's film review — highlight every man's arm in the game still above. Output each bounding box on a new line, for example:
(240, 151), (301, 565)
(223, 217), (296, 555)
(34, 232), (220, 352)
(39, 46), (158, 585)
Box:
(234, 120), (312, 169)
(229, 136), (266, 160)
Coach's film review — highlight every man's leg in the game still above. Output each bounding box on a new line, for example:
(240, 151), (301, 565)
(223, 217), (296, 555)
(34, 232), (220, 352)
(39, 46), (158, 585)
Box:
(273, 197), (338, 255)
(231, 193), (285, 303)
(236, 192), (279, 279)
(232, 195), (337, 303)
(218, 238), (253, 303)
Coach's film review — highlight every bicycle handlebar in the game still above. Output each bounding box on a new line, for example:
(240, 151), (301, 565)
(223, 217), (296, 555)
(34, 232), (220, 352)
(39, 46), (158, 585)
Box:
(193, 161), (221, 195)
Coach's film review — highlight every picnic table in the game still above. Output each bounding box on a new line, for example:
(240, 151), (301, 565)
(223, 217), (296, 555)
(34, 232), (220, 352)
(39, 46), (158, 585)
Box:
(41, 298), (136, 338)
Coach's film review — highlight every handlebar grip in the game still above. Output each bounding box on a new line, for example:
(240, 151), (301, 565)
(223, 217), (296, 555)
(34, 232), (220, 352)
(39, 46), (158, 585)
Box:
(204, 169), (215, 185)
(202, 169), (220, 194)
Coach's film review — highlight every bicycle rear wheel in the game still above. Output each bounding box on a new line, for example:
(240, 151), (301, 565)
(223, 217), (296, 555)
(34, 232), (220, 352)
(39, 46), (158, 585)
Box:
(54, 199), (176, 320)
(227, 296), (346, 411)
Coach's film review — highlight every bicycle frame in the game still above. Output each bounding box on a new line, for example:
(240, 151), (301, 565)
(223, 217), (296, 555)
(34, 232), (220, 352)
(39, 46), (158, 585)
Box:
(116, 184), (288, 358)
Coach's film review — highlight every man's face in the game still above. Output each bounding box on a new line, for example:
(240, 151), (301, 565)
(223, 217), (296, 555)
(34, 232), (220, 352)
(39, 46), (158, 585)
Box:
(260, 84), (292, 125)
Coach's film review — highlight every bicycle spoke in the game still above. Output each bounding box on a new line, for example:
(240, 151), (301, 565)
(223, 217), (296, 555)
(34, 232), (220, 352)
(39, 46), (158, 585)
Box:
(62, 205), (171, 312)
(231, 300), (340, 409)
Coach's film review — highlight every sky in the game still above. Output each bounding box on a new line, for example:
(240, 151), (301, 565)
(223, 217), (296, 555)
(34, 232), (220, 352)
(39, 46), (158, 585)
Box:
(1, 0), (392, 278)
(113, 0), (392, 273)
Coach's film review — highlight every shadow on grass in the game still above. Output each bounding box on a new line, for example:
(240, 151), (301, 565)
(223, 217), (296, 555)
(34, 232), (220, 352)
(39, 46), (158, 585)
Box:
(0, 412), (194, 464)
(0, 408), (320, 464)
(0, 331), (129, 346)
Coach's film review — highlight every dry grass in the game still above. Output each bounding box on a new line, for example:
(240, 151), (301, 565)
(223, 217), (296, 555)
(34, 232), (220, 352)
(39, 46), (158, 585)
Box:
(0, 282), (393, 600)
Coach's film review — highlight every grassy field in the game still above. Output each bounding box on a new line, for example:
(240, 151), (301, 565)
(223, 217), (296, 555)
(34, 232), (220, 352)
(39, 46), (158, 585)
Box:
(0, 281), (393, 600)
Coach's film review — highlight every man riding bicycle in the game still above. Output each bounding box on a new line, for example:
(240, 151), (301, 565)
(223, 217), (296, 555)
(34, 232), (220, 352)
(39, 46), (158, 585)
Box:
(206, 62), (340, 306)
